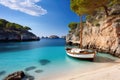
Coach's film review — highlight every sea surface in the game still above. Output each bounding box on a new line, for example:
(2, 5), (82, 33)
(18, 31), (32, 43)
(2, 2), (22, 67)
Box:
(0, 39), (118, 80)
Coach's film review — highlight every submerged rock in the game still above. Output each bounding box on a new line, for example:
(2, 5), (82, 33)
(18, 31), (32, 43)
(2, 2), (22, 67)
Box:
(39, 59), (50, 65)
(23, 73), (35, 80)
(4, 71), (25, 80)
(0, 71), (6, 76)
(35, 70), (43, 73)
(25, 66), (36, 71)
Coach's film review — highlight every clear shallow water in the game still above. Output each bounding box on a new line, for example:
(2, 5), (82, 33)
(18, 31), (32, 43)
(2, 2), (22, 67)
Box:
(0, 39), (118, 80)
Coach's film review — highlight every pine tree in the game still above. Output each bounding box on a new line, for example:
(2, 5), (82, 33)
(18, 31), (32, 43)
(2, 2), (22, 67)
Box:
(71, 0), (95, 48)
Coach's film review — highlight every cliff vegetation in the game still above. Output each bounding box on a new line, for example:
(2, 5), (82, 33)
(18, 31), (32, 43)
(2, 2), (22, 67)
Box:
(0, 19), (39, 41)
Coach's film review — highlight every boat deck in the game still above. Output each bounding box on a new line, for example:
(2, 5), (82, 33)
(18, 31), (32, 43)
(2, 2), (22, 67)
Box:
(67, 50), (96, 55)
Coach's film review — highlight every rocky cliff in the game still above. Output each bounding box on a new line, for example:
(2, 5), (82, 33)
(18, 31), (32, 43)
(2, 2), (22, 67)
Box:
(0, 19), (39, 42)
(66, 4), (120, 57)
(0, 30), (40, 41)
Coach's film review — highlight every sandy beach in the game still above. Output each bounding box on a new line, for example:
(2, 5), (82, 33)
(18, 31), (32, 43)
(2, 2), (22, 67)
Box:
(55, 59), (120, 80)
(34, 55), (120, 80)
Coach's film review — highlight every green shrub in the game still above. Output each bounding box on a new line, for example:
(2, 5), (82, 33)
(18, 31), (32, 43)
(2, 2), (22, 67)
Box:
(95, 23), (100, 27)
(68, 22), (78, 30)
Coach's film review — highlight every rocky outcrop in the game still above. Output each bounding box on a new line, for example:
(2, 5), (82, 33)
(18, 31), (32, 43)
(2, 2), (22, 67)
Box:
(66, 23), (80, 45)
(49, 35), (60, 39)
(4, 71), (35, 80)
(41, 35), (66, 39)
(0, 30), (40, 42)
(82, 16), (120, 57)
(4, 71), (25, 80)
(66, 4), (120, 57)
(0, 19), (40, 42)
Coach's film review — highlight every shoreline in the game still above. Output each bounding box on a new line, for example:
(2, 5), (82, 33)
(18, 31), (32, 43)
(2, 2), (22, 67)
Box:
(35, 59), (120, 80)
(0, 39), (40, 42)
(54, 59), (120, 80)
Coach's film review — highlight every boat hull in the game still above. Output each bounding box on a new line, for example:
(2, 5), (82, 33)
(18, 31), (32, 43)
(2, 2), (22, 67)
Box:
(66, 51), (96, 60)
(65, 48), (96, 61)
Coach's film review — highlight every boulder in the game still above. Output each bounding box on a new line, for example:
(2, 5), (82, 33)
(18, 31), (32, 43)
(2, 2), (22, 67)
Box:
(4, 71), (25, 80)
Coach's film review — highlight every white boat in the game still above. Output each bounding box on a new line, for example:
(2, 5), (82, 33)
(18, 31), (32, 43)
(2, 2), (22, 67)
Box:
(66, 48), (96, 60)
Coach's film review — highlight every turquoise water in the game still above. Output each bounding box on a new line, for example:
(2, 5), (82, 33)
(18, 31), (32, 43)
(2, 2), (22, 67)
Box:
(0, 39), (118, 80)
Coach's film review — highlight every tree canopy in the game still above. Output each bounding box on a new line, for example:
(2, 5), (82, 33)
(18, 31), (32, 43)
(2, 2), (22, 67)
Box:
(0, 19), (32, 31)
(24, 26), (32, 31)
(70, 0), (94, 16)
(68, 22), (78, 30)
(70, 0), (109, 16)
(109, 0), (120, 6)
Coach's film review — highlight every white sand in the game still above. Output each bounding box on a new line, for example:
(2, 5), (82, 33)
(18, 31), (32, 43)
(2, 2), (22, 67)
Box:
(55, 59), (120, 80)
(35, 59), (120, 80)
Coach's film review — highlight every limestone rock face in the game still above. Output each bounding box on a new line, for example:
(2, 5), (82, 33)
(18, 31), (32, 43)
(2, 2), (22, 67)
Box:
(82, 16), (120, 57)
(66, 4), (120, 57)
(0, 30), (40, 41)
(110, 4), (120, 15)
(0, 18), (40, 42)
(66, 24), (80, 45)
